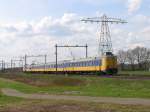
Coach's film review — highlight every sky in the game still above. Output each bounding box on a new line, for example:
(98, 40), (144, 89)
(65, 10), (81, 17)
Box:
(0, 0), (149, 64)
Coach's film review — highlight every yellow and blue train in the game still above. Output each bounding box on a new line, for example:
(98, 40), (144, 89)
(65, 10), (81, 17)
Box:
(24, 52), (118, 75)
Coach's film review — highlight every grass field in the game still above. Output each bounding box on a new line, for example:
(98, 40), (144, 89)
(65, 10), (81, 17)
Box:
(119, 71), (150, 76)
(1, 100), (150, 112)
(0, 72), (150, 98)
(0, 72), (150, 111)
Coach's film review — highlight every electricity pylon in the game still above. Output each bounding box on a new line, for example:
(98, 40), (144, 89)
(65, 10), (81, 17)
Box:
(81, 14), (127, 56)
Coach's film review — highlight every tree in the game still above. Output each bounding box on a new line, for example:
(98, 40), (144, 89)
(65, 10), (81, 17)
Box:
(117, 50), (128, 70)
(117, 47), (150, 71)
(126, 49), (136, 70)
(132, 47), (147, 70)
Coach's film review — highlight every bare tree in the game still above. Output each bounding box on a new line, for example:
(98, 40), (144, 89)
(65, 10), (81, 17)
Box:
(132, 47), (147, 70)
(117, 47), (150, 71)
(117, 50), (128, 70)
(126, 50), (136, 70)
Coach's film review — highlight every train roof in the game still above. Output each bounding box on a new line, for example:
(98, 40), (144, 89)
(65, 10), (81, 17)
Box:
(47, 57), (100, 64)
(29, 57), (100, 67)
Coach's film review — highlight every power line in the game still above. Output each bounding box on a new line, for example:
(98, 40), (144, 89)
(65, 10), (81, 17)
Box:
(81, 14), (127, 56)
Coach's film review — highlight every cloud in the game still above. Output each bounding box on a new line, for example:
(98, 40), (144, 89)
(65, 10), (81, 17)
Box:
(0, 13), (97, 62)
(127, 0), (142, 14)
(111, 14), (150, 52)
(0, 12), (150, 64)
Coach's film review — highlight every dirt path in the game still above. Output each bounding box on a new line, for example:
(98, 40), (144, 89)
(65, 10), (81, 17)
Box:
(2, 88), (150, 106)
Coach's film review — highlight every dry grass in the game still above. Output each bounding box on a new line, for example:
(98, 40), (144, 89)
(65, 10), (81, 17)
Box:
(1, 100), (150, 112)
(0, 73), (86, 87)
(52, 77), (86, 86)
(1, 104), (100, 112)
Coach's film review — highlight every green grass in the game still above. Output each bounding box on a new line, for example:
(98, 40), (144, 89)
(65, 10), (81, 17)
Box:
(0, 73), (150, 98)
(119, 71), (150, 76)
(0, 88), (23, 106)
(0, 95), (23, 106)
(0, 73), (150, 111)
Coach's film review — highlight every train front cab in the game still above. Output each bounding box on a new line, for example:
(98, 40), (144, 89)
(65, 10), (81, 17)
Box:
(101, 52), (118, 75)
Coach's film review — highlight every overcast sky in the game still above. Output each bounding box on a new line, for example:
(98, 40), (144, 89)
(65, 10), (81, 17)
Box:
(0, 0), (149, 63)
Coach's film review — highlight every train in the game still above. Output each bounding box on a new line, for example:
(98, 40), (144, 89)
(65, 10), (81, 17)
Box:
(24, 52), (118, 75)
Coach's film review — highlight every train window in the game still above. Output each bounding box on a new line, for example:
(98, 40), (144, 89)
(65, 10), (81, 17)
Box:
(97, 60), (100, 65)
(82, 62), (84, 66)
(92, 61), (95, 66)
(83, 62), (85, 66)
(81, 62), (83, 66)
(95, 61), (98, 66)
(79, 62), (81, 66)
(84, 62), (86, 66)
(88, 61), (90, 66)
(97, 61), (99, 65)
(79, 62), (81, 67)
(89, 61), (91, 66)
(89, 61), (92, 66)
(85, 61), (87, 66)
(74, 63), (76, 67)
(95, 60), (98, 66)
(78, 62), (80, 67)
(87, 61), (89, 66)
(80, 62), (82, 67)
(94, 61), (96, 66)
